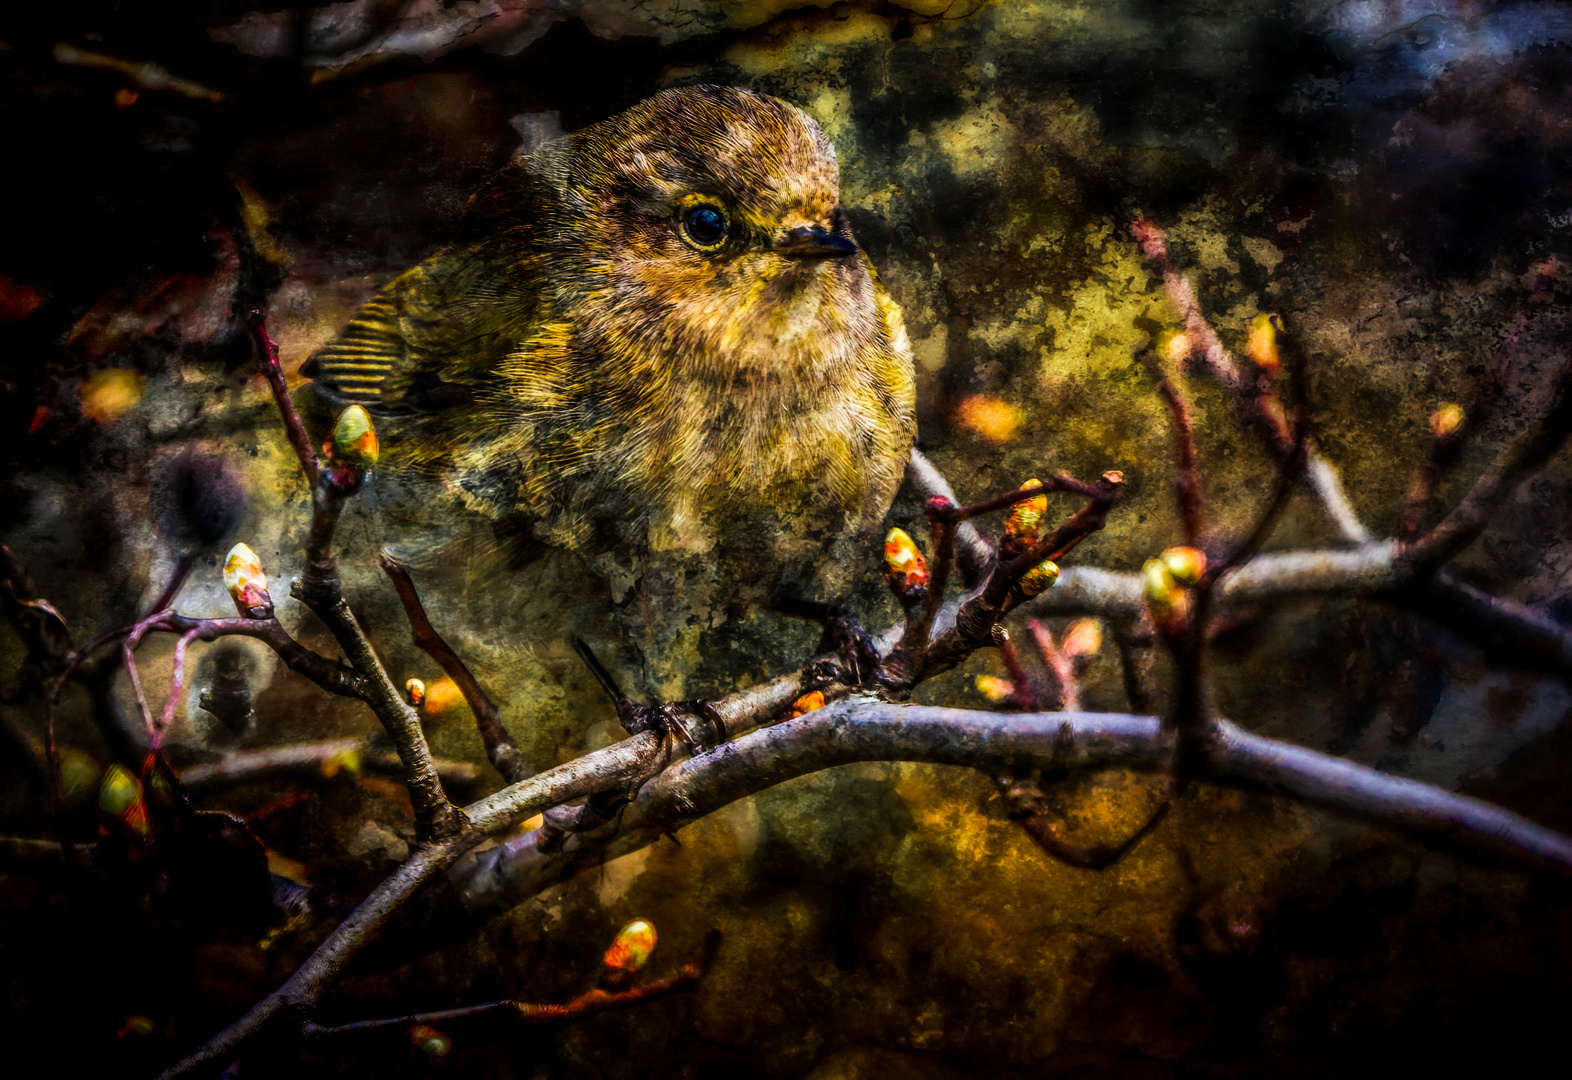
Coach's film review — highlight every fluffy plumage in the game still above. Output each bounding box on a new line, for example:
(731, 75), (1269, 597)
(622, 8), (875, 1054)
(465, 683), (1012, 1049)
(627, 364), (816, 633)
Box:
(308, 85), (916, 660)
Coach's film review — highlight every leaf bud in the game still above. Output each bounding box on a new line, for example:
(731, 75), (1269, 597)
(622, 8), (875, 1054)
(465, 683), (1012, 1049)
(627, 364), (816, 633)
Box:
(1246, 313), (1282, 371)
(789, 690), (825, 718)
(974, 674), (1015, 703)
(330, 405), (380, 471)
(1155, 329), (1191, 366)
(405, 677), (426, 708)
(1061, 618), (1104, 659)
(604, 918), (657, 977)
(883, 527), (929, 603)
(99, 764), (150, 836)
(1429, 402), (1465, 439)
(409, 1025), (451, 1058)
(1159, 545), (1207, 586)
(1019, 558), (1060, 597)
(1142, 557), (1189, 627)
(1003, 479), (1047, 548)
(222, 542), (272, 619)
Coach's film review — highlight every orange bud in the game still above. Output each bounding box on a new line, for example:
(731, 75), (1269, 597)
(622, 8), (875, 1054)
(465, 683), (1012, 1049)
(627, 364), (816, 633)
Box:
(1160, 545), (1207, 586)
(1019, 558), (1060, 597)
(1246, 313), (1282, 371)
(1003, 479), (1047, 547)
(422, 675), (462, 715)
(222, 542), (272, 619)
(604, 918), (657, 975)
(404, 677), (426, 708)
(789, 690), (826, 717)
(975, 674), (1015, 703)
(330, 405), (380, 470)
(1429, 402), (1465, 439)
(883, 527), (929, 601)
(1060, 618), (1103, 659)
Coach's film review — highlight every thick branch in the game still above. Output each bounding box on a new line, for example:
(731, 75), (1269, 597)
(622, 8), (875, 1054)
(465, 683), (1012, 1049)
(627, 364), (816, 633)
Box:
(442, 701), (1572, 939)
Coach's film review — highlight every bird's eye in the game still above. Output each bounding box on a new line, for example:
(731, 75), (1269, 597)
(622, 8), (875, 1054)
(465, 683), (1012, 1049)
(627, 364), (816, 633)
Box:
(681, 204), (729, 250)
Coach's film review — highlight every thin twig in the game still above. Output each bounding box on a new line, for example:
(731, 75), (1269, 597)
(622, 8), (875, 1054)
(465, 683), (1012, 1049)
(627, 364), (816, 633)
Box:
(1141, 348), (1204, 544)
(245, 310), (320, 488)
(1399, 259), (1559, 538)
(302, 931), (720, 1040)
(1406, 352), (1572, 569)
(179, 738), (481, 790)
(380, 552), (527, 783)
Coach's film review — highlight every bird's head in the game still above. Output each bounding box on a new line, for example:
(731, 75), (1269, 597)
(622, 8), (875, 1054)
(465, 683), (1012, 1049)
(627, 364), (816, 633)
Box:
(541, 85), (879, 386)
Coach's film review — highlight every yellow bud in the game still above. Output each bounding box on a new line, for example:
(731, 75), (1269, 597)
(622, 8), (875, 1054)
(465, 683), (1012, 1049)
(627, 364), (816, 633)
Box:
(330, 405), (380, 470)
(99, 764), (150, 836)
(1155, 329), (1191, 366)
(1003, 479), (1047, 547)
(1246, 313), (1282, 370)
(99, 763), (141, 817)
(604, 918), (657, 974)
(409, 1025), (451, 1057)
(1060, 618), (1103, 659)
(222, 542), (272, 619)
(883, 527), (929, 599)
(1019, 558), (1060, 597)
(975, 674), (1015, 703)
(119, 1015), (156, 1038)
(1142, 557), (1189, 626)
(1429, 402), (1465, 439)
(405, 677), (426, 708)
(318, 748), (361, 779)
(59, 747), (101, 796)
(789, 690), (825, 718)
(1160, 545), (1207, 586)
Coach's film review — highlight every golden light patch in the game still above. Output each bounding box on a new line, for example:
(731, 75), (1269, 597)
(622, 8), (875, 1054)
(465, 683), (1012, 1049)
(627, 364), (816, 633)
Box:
(79, 369), (145, 424)
(955, 394), (1023, 443)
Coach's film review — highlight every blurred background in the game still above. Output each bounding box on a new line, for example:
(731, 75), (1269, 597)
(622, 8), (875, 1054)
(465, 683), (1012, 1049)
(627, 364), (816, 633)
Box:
(3, 2), (1572, 1077)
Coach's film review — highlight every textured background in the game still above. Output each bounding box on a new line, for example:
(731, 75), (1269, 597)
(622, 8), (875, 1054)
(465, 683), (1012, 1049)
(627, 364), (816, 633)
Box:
(4, 2), (1572, 1076)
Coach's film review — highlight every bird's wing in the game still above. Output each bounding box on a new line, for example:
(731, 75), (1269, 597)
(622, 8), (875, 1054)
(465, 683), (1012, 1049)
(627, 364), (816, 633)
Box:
(305, 241), (545, 416)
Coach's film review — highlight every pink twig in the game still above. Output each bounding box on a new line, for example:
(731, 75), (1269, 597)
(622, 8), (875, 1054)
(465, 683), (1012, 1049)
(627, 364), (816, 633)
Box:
(1025, 618), (1080, 712)
(246, 310), (320, 488)
(1130, 219), (1243, 388)
(156, 629), (203, 749)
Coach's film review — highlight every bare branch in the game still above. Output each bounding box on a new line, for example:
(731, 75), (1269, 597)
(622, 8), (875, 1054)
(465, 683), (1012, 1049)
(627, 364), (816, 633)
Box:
(1406, 353), (1572, 569)
(443, 701), (1572, 942)
(179, 738), (481, 791)
(380, 552), (526, 783)
(244, 311), (319, 489)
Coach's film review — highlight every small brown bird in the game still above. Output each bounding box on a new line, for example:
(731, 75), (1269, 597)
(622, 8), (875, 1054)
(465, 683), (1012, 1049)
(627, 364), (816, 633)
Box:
(308, 85), (916, 692)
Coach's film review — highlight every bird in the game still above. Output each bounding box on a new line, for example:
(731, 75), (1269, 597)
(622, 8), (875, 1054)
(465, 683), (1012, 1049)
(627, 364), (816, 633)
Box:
(305, 84), (916, 702)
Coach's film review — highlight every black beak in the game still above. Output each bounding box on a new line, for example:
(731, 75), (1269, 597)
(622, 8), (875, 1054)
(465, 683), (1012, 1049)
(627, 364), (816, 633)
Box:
(777, 225), (859, 260)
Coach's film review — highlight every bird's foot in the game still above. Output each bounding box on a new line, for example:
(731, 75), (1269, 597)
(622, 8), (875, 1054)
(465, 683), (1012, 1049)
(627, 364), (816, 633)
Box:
(615, 698), (726, 754)
(775, 597), (881, 688)
(571, 637), (726, 754)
